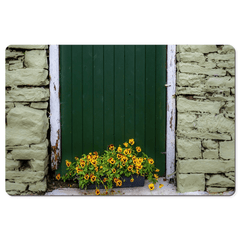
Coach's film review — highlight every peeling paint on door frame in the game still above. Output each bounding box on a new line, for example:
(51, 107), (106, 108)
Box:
(166, 45), (176, 180)
(49, 45), (61, 170)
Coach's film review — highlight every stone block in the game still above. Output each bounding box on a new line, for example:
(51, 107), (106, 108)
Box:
(12, 148), (48, 160)
(219, 45), (235, 54)
(6, 69), (49, 87)
(24, 50), (48, 69)
(177, 129), (231, 140)
(177, 52), (205, 63)
(217, 61), (234, 68)
(6, 168), (48, 183)
(219, 141), (234, 159)
(227, 68), (235, 76)
(176, 87), (204, 95)
(202, 140), (218, 149)
(176, 138), (201, 159)
(8, 60), (23, 70)
(206, 76), (231, 87)
(30, 139), (49, 150)
(176, 73), (205, 87)
(177, 173), (205, 193)
(177, 97), (224, 113)
(6, 106), (49, 146)
(206, 174), (235, 187)
(29, 178), (47, 192)
(8, 45), (48, 49)
(177, 159), (235, 174)
(6, 159), (21, 170)
(196, 114), (235, 134)
(6, 181), (28, 192)
(5, 49), (24, 59)
(203, 149), (218, 159)
(207, 53), (235, 61)
(30, 102), (48, 109)
(178, 63), (226, 76)
(29, 157), (49, 172)
(207, 187), (228, 193)
(6, 87), (50, 102)
(225, 172), (235, 181)
(178, 45), (218, 53)
(177, 113), (197, 129)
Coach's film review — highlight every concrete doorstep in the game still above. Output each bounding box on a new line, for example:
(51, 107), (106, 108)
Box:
(45, 177), (234, 196)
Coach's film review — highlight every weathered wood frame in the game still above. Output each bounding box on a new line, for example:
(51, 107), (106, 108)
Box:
(49, 45), (176, 176)
(49, 45), (61, 170)
(166, 45), (176, 180)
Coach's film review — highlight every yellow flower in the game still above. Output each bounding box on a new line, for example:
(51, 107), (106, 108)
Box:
(56, 173), (60, 180)
(76, 167), (81, 173)
(95, 189), (100, 195)
(148, 158), (154, 164)
(129, 138), (135, 145)
(123, 149), (128, 155)
(108, 144), (115, 150)
(100, 166), (103, 169)
(127, 166), (133, 171)
(109, 159), (116, 164)
(117, 146), (122, 153)
(154, 174), (158, 179)
(117, 154), (122, 159)
(136, 146), (141, 152)
(95, 167), (98, 172)
(80, 162), (85, 168)
(159, 184), (164, 189)
(116, 180), (122, 187)
(130, 178), (134, 182)
(103, 178), (107, 182)
(84, 174), (89, 180)
(123, 142), (128, 147)
(75, 157), (79, 160)
(91, 175), (96, 182)
(66, 160), (71, 167)
(112, 168), (116, 173)
(148, 183), (154, 191)
(155, 169), (160, 172)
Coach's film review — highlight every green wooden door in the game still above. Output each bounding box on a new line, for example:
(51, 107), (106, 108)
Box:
(58, 45), (166, 176)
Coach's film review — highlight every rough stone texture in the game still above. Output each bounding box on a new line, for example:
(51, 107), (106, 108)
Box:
(6, 69), (49, 87)
(219, 141), (235, 160)
(176, 45), (235, 193)
(177, 138), (201, 159)
(6, 87), (49, 102)
(207, 187), (228, 193)
(24, 50), (48, 69)
(8, 45), (48, 49)
(177, 173), (205, 193)
(29, 178), (47, 192)
(177, 160), (234, 174)
(5, 45), (49, 195)
(6, 181), (28, 192)
(6, 106), (48, 146)
(206, 175), (235, 187)
(203, 149), (218, 159)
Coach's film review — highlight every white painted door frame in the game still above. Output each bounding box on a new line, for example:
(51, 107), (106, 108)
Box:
(49, 45), (176, 178)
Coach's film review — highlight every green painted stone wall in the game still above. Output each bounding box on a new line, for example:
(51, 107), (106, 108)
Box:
(176, 45), (235, 193)
(5, 45), (49, 195)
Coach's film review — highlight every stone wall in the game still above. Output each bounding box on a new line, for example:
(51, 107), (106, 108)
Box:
(176, 45), (235, 193)
(5, 45), (49, 195)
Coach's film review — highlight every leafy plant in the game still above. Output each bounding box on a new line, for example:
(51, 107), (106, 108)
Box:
(58, 139), (160, 194)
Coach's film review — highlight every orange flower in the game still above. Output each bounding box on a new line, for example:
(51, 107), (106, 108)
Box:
(108, 144), (115, 150)
(84, 174), (89, 180)
(56, 173), (60, 180)
(103, 178), (107, 182)
(91, 175), (96, 182)
(130, 178), (134, 182)
(95, 189), (100, 195)
(155, 169), (160, 172)
(66, 160), (71, 167)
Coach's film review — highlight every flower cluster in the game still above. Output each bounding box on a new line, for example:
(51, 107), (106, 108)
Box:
(58, 139), (160, 194)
